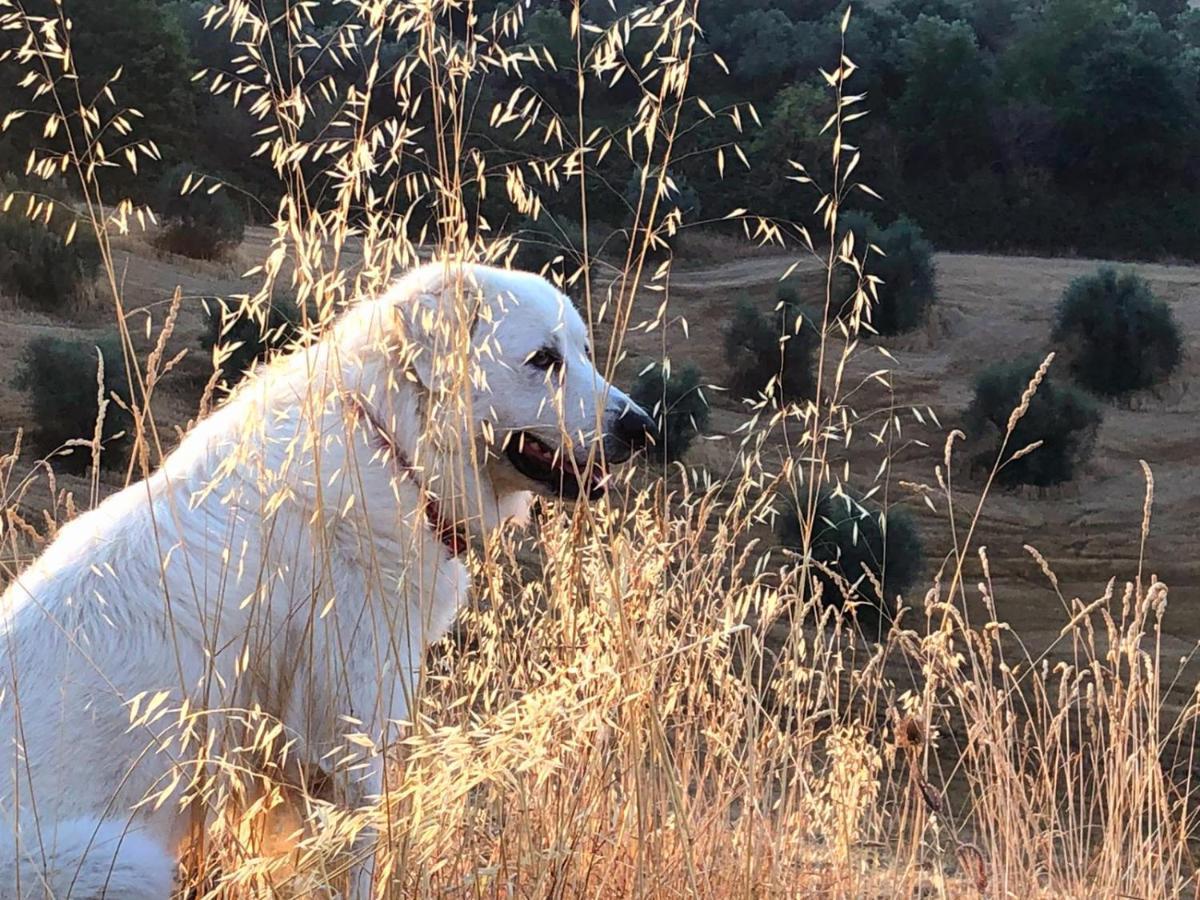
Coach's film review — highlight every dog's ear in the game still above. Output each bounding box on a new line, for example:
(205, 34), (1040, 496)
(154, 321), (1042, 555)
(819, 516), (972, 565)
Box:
(393, 266), (484, 393)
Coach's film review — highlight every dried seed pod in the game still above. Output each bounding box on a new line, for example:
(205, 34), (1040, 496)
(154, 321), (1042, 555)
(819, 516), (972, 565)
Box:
(896, 714), (925, 752)
(917, 779), (942, 815)
(955, 842), (988, 893)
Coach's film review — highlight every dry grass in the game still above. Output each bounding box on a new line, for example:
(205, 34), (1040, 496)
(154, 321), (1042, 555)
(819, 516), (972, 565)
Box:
(0, 1), (1198, 898)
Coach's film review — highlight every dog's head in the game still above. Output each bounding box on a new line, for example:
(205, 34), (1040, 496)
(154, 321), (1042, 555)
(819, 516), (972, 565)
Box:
(386, 262), (655, 502)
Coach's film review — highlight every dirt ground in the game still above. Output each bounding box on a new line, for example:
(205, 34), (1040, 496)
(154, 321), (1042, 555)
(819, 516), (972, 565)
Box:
(3, 231), (1199, 703)
(612, 247), (1200, 710)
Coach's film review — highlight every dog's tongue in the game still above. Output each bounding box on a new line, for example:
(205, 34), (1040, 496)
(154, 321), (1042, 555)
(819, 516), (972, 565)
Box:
(523, 437), (554, 464)
(520, 435), (609, 495)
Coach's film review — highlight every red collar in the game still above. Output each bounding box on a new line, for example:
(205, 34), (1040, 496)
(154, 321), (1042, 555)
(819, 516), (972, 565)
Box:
(341, 393), (469, 558)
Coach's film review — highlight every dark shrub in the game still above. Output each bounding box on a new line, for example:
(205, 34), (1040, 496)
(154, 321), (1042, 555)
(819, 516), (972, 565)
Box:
(836, 210), (879, 248)
(153, 164), (246, 260)
(1052, 267), (1182, 397)
(966, 357), (1103, 487)
(200, 296), (301, 388)
(512, 214), (585, 273)
(511, 213), (627, 274)
(837, 212), (936, 335)
(0, 181), (101, 313)
(779, 489), (923, 634)
(630, 363), (709, 463)
(623, 167), (702, 221)
(15, 335), (133, 472)
(724, 299), (818, 401)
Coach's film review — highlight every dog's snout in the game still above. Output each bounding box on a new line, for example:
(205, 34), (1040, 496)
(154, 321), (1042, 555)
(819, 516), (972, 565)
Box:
(608, 403), (657, 460)
(618, 404), (657, 447)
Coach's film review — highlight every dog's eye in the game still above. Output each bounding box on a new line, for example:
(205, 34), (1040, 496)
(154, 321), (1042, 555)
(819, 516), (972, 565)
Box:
(526, 347), (562, 371)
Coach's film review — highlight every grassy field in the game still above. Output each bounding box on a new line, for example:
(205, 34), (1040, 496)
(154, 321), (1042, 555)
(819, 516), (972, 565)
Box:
(2, 224), (1199, 898)
(7, 229), (1199, 675)
(2, 0), (1199, 896)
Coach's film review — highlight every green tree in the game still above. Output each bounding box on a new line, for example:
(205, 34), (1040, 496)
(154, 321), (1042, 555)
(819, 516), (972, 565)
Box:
(154, 164), (246, 260)
(161, 1), (278, 211)
(839, 213), (937, 335)
(724, 299), (818, 401)
(778, 489), (923, 636)
(748, 82), (829, 214)
(1134, 0), (1189, 25)
(517, 6), (577, 104)
(15, 335), (133, 472)
(1, 0), (201, 198)
(1057, 16), (1197, 189)
(1001, 0), (1124, 102)
(0, 178), (100, 312)
(721, 10), (801, 85)
(894, 16), (996, 180)
(200, 296), (302, 389)
(631, 364), (709, 463)
(966, 358), (1103, 487)
(1053, 268), (1182, 396)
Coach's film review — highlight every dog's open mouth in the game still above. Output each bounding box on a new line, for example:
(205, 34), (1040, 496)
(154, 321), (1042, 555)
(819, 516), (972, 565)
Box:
(505, 431), (609, 501)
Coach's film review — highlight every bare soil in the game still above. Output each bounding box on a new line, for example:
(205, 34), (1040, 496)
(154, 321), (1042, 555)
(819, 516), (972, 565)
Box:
(605, 248), (1200, 706)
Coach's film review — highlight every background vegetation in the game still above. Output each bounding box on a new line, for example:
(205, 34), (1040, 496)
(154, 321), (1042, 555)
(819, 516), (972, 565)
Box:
(0, 0), (1196, 897)
(3, 0), (1197, 260)
(15, 334), (132, 472)
(1053, 266), (1183, 396)
(967, 355), (1104, 486)
(631, 362), (710, 462)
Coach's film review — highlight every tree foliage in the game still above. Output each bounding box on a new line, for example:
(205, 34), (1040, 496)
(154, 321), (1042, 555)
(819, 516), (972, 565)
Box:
(15, 335), (133, 472)
(630, 364), (709, 463)
(154, 164), (246, 260)
(3, 0), (1200, 263)
(966, 357), (1103, 487)
(0, 213), (100, 313)
(724, 299), (818, 401)
(841, 213), (937, 335)
(200, 296), (302, 389)
(894, 16), (996, 181)
(778, 489), (924, 635)
(0, 0), (201, 201)
(1052, 267), (1182, 396)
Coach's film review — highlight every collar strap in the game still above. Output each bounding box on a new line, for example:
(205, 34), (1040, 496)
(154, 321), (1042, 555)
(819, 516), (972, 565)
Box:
(341, 393), (469, 558)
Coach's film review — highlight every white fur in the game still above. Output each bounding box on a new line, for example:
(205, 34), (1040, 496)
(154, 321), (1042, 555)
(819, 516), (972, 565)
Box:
(0, 820), (174, 899)
(0, 263), (643, 898)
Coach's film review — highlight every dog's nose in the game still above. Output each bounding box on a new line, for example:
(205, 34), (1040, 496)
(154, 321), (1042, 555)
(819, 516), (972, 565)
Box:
(610, 403), (657, 458)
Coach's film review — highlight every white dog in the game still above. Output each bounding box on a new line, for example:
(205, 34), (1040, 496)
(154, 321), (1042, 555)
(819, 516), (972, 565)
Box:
(0, 262), (654, 898)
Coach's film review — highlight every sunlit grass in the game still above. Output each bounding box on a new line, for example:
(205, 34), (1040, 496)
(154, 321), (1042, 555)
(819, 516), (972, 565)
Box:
(0, 0), (1197, 897)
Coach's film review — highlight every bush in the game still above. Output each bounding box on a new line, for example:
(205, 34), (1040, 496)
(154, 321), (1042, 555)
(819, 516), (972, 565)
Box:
(15, 335), (133, 472)
(778, 489), (923, 634)
(511, 214), (626, 273)
(724, 299), (818, 401)
(0, 182), (101, 312)
(512, 214), (585, 273)
(837, 212), (936, 335)
(623, 167), (702, 221)
(630, 363), (709, 463)
(200, 296), (302, 388)
(1052, 267), (1182, 397)
(153, 164), (246, 260)
(965, 357), (1103, 487)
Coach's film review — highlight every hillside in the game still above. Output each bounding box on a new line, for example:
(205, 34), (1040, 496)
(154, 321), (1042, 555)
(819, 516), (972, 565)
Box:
(2, 233), (1199, 691)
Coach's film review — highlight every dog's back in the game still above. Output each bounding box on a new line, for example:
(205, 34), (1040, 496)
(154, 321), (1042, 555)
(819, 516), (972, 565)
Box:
(0, 387), (285, 894)
(0, 456), (208, 894)
(0, 818), (175, 899)
(0, 323), (434, 895)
